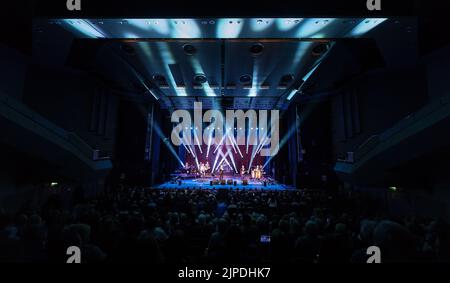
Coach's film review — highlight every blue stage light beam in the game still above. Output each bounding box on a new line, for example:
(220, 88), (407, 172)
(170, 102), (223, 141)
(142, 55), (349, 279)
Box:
(217, 18), (244, 38)
(211, 148), (223, 173)
(193, 128), (203, 153)
(214, 127), (232, 153)
(206, 130), (213, 158)
(276, 18), (303, 31)
(295, 18), (335, 38)
(63, 19), (106, 38)
(250, 18), (275, 32)
(216, 151), (232, 172)
(228, 149), (238, 173)
(348, 18), (387, 37)
(226, 133), (238, 154)
(190, 57), (217, 97)
(248, 66), (258, 97)
(152, 121), (185, 167)
(228, 133), (244, 158)
(170, 19), (201, 38)
(262, 103), (316, 169)
(157, 42), (188, 96)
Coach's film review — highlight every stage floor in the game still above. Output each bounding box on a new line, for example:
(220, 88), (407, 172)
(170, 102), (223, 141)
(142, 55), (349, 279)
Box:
(156, 176), (294, 191)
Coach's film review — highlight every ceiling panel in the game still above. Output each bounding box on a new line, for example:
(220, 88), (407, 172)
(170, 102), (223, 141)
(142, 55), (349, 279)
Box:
(37, 18), (389, 39)
(223, 41), (319, 97)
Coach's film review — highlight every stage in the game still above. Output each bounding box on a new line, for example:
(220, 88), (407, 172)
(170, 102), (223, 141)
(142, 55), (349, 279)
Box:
(156, 176), (294, 191)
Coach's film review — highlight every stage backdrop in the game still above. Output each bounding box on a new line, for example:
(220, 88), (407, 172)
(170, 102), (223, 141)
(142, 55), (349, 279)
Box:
(182, 144), (265, 174)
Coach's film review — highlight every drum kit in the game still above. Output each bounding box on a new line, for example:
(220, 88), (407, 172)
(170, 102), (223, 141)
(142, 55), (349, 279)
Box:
(250, 165), (264, 180)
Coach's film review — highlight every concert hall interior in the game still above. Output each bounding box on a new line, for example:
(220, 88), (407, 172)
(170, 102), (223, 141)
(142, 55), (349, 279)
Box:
(2, 2), (450, 263)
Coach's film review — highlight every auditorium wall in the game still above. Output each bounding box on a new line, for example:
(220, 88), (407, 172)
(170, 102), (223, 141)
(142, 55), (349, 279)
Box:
(330, 67), (427, 160)
(336, 44), (450, 223)
(23, 64), (119, 159)
(0, 44), (28, 100)
(425, 44), (450, 102)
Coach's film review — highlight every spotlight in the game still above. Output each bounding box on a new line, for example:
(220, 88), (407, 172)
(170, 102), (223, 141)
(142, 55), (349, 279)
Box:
(312, 43), (329, 56)
(249, 43), (264, 56)
(183, 44), (197, 55)
(239, 74), (252, 84)
(194, 74), (207, 84)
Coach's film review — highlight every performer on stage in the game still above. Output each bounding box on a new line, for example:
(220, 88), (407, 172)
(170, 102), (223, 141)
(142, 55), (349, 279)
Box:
(219, 164), (224, 181)
(199, 162), (205, 176)
(240, 165), (245, 177)
(185, 162), (190, 174)
(253, 165), (263, 179)
(205, 162), (210, 175)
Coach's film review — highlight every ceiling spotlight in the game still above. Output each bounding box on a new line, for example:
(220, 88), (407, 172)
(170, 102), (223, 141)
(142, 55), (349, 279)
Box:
(239, 74), (252, 84)
(120, 44), (135, 55)
(183, 44), (197, 55)
(312, 43), (329, 56)
(194, 74), (207, 84)
(249, 43), (264, 56)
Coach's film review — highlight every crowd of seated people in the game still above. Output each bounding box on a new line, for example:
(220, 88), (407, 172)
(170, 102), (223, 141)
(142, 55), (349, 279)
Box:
(0, 186), (449, 263)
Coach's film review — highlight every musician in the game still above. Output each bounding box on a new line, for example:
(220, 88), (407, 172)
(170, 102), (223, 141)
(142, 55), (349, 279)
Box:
(205, 162), (210, 175)
(254, 165), (263, 179)
(185, 162), (190, 174)
(199, 162), (204, 176)
(219, 164), (224, 180)
(240, 165), (245, 176)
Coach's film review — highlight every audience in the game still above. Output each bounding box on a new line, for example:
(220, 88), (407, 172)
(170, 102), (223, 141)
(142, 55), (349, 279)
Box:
(0, 186), (449, 263)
